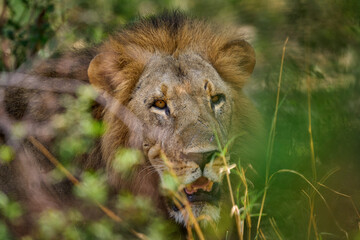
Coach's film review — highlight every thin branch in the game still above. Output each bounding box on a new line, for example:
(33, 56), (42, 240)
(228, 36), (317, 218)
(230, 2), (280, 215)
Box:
(28, 136), (149, 240)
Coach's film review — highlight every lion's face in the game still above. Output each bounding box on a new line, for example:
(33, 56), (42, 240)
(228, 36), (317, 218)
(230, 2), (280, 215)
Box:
(127, 53), (235, 224)
(87, 12), (257, 227)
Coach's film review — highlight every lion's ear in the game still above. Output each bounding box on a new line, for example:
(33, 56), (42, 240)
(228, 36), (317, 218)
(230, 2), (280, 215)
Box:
(222, 39), (256, 75)
(212, 39), (256, 88)
(88, 52), (118, 94)
(88, 51), (145, 101)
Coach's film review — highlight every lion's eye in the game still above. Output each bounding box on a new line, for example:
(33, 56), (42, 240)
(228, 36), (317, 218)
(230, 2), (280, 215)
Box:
(211, 95), (219, 103)
(153, 100), (167, 109)
(210, 94), (224, 105)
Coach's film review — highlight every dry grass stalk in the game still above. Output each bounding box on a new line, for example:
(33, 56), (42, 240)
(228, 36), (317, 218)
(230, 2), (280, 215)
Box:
(238, 167), (251, 240)
(219, 153), (243, 240)
(306, 48), (319, 240)
(256, 37), (289, 238)
(160, 151), (205, 240)
(269, 217), (283, 240)
(269, 169), (349, 239)
(317, 182), (360, 229)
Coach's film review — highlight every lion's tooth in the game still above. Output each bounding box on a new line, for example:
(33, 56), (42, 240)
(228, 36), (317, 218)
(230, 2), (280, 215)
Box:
(185, 188), (195, 194)
(206, 181), (214, 192)
(185, 184), (195, 194)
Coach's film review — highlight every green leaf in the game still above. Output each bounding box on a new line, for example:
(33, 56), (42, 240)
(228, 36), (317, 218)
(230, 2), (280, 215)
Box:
(0, 221), (11, 240)
(0, 192), (23, 220)
(74, 172), (108, 204)
(8, 0), (27, 24)
(38, 210), (66, 239)
(161, 172), (180, 192)
(0, 145), (14, 163)
(112, 148), (143, 175)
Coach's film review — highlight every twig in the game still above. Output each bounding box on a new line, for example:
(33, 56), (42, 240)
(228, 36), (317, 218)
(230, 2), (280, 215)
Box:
(28, 136), (80, 185)
(27, 136), (149, 240)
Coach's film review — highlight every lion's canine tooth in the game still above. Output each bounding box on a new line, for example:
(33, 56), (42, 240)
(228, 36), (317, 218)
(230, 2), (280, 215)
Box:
(185, 184), (195, 194)
(205, 181), (214, 192)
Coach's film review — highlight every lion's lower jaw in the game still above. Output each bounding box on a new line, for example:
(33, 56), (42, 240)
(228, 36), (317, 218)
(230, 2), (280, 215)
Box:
(169, 203), (220, 227)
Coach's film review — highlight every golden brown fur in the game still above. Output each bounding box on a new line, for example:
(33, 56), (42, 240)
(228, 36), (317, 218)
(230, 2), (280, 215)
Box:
(89, 12), (255, 100)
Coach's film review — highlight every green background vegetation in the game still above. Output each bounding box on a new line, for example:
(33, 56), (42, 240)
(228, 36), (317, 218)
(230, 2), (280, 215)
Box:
(0, 0), (360, 239)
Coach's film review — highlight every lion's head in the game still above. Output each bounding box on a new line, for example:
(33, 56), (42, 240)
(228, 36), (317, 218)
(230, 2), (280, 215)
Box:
(87, 12), (258, 225)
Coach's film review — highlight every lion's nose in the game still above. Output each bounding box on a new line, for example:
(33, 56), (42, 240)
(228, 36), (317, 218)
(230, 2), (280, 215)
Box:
(181, 150), (219, 171)
(199, 150), (219, 171)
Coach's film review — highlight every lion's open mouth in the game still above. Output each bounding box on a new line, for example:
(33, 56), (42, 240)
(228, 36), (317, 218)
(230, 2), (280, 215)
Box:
(171, 177), (221, 211)
(184, 177), (220, 204)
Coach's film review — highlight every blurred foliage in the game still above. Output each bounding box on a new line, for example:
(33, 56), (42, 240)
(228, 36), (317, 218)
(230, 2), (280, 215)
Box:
(0, 144), (14, 163)
(113, 148), (143, 176)
(53, 85), (103, 164)
(0, 221), (11, 240)
(74, 171), (108, 204)
(161, 171), (180, 193)
(0, 191), (22, 221)
(0, 0), (56, 70)
(0, 0), (360, 239)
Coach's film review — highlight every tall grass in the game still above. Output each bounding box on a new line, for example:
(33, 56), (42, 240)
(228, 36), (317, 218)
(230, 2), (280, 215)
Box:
(255, 37), (289, 239)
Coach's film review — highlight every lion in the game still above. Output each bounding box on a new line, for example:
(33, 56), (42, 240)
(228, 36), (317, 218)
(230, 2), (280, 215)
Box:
(85, 11), (260, 225)
(1, 11), (260, 231)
